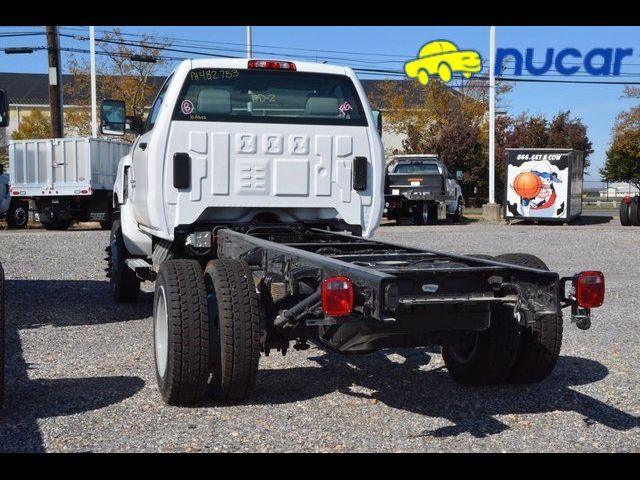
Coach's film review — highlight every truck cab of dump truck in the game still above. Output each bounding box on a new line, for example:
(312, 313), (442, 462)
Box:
(102, 59), (385, 259)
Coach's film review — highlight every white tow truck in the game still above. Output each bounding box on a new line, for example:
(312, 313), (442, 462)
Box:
(102, 58), (605, 406)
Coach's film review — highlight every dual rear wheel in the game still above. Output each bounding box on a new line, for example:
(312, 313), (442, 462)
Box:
(443, 253), (563, 385)
(620, 196), (640, 226)
(153, 258), (261, 405)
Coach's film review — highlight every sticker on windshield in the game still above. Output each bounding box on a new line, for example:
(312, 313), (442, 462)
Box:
(181, 99), (195, 115)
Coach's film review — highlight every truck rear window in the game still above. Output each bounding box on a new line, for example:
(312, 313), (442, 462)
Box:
(172, 68), (368, 126)
(393, 163), (441, 175)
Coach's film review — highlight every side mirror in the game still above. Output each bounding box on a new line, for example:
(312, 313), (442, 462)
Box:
(456, 170), (463, 181)
(372, 109), (383, 136)
(126, 116), (144, 135)
(100, 99), (126, 136)
(0, 89), (9, 128)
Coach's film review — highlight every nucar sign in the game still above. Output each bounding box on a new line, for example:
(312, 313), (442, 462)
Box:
(495, 47), (633, 76)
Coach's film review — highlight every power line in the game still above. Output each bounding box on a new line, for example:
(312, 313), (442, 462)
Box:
(8, 40), (640, 87)
(55, 28), (640, 80)
(59, 26), (640, 72)
(61, 26), (413, 59)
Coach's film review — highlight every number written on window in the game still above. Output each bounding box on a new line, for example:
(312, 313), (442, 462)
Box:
(190, 69), (240, 81)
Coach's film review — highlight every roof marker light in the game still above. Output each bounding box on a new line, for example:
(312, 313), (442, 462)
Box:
(248, 60), (297, 71)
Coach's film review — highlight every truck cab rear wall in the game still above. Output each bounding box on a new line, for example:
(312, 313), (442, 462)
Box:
(120, 59), (384, 241)
(163, 123), (380, 232)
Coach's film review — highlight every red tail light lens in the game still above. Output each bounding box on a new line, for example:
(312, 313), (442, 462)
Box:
(322, 276), (354, 317)
(248, 60), (297, 71)
(576, 271), (605, 308)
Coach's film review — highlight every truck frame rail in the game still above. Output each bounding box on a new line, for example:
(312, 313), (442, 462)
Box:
(215, 227), (560, 320)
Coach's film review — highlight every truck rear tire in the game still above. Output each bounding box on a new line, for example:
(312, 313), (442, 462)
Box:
(6, 200), (28, 229)
(154, 259), (210, 405)
(494, 253), (563, 383)
(619, 199), (631, 226)
(443, 254), (522, 386)
(108, 218), (140, 302)
(416, 203), (430, 225)
(630, 198), (640, 226)
(442, 303), (521, 386)
(204, 259), (261, 401)
(451, 197), (463, 222)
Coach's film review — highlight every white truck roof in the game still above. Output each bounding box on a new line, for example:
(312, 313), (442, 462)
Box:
(392, 154), (439, 159)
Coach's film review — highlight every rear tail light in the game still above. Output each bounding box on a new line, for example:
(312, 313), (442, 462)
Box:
(576, 271), (605, 308)
(321, 276), (354, 317)
(248, 59), (297, 71)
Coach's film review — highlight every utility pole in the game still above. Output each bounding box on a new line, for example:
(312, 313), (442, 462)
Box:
(489, 25), (496, 204)
(90, 26), (97, 138)
(46, 26), (64, 138)
(246, 26), (252, 59)
(482, 26), (501, 221)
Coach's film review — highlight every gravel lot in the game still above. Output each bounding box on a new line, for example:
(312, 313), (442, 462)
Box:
(0, 216), (638, 452)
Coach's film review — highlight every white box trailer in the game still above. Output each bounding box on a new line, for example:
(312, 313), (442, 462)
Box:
(8, 137), (130, 230)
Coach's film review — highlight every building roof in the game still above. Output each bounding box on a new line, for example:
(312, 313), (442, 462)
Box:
(0, 72), (60, 105)
(0, 72), (451, 109)
(0, 72), (166, 106)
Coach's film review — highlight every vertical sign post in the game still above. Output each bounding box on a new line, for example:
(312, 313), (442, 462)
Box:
(246, 26), (252, 59)
(489, 25), (496, 204)
(90, 26), (98, 138)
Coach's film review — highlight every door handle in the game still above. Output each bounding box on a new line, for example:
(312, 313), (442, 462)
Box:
(138, 142), (147, 150)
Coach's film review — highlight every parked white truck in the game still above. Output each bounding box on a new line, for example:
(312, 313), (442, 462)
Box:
(0, 89), (7, 407)
(1, 90), (28, 229)
(384, 154), (464, 225)
(8, 137), (130, 230)
(0, 173), (29, 229)
(102, 58), (604, 406)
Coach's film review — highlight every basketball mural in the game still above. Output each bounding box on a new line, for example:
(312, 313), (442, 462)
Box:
(506, 159), (568, 219)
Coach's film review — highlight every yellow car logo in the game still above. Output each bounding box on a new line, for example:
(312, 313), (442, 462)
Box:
(405, 40), (482, 85)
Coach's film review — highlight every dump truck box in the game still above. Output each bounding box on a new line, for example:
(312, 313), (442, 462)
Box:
(8, 137), (130, 197)
(8, 137), (130, 229)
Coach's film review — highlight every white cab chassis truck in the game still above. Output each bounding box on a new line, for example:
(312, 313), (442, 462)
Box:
(103, 59), (604, 406)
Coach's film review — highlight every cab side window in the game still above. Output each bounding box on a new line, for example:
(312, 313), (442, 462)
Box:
(144, 75), (173, 133)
